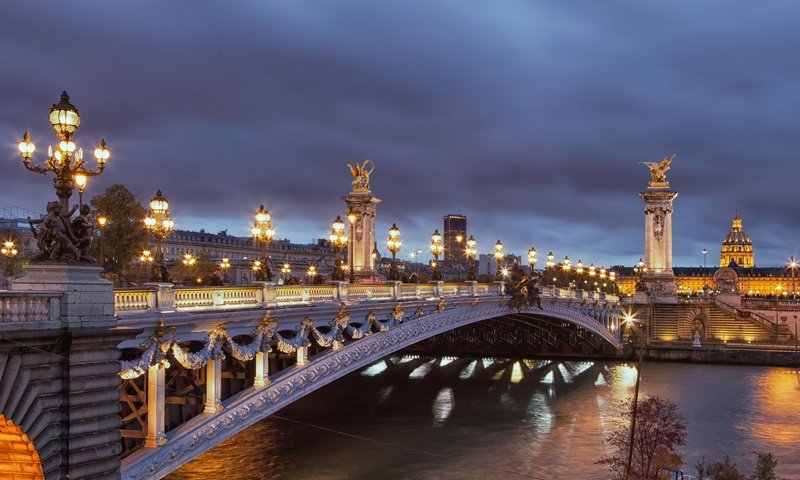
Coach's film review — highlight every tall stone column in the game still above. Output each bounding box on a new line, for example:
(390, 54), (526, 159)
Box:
(638, 157), (678, 303)
(342, 161), (380, 280)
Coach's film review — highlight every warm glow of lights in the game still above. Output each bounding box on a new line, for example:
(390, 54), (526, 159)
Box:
(220, 258), (231, 270)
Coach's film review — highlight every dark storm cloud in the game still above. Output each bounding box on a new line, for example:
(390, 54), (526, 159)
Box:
(2, 1), (799, 266)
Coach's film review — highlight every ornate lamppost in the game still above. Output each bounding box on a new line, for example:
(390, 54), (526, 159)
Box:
(346, 210), (358, 283)
(465, 235), (477, 281)
(219, 257), (231, 284)
(788, 257), (798, 298)
(144, 190), (174, 282)
(18, 92), (111, 214)
(386, 223), (401, 281)
(494, 240), (505, 280)
(527, 247), (537, 275)
(307, 265), (318, 283)
(329, 215), (348, 281)
(74, 170), (88, 208)
(2, 240), (18, 276)
(251, 205), (275, 282)
(430, 230), (444, 281)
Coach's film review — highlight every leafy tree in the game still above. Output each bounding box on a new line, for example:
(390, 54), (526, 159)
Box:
(598, 395), (686, 480)
(751, 452), (778, 480)
(89, 184), (148, 279)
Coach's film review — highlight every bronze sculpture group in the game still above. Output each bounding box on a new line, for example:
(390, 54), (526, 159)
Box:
(28, 201), (96, 263)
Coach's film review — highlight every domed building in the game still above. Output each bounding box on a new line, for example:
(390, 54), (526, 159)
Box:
(720, 211), (754, 268)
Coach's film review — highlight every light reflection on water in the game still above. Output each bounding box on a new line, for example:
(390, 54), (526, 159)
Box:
(168, 359), (800, 480)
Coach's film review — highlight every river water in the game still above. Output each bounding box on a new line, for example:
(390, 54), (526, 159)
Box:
(169, 357), (800, 479)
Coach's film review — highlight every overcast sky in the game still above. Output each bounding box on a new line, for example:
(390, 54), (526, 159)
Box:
(2, 1), (798, 268)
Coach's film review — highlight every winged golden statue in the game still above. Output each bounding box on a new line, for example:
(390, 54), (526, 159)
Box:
(639, 154), (675, 185)
(347, 159), (374, 192)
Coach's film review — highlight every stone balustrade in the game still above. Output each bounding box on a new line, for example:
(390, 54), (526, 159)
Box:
(112, 281), (506, 316)
(0, 292), (61, 329)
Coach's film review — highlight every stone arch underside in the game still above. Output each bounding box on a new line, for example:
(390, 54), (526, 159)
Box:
(0, 352), (59, 479)
(121, 301), (619, 480)
(0, 414), (44, 479)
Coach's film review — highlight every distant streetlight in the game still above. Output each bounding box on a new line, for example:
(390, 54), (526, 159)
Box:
(143, 190), (174, 282)
(430, 229), (444, 281)
(465, 235), (477, 281)
(546, 251), (555, 270)
(96, 215), (108, 270)
(494, 240), (504, 280)
(789, 256), (798, 297)
(281, 262), (291, 281)
(386, 223), (401, 281)
(527, 246), (537, 274)
(702, 248), (707, 270)
(182, 253), (196, 267)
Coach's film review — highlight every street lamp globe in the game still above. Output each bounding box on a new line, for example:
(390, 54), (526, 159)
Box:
(49, 91), (81, 136)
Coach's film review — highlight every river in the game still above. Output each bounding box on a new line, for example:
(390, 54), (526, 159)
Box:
(169, 356), (800, 479)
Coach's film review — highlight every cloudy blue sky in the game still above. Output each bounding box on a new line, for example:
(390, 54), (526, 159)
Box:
(1, 1), (798, 267)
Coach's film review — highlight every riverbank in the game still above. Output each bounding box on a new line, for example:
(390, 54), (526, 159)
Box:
(630, 342), (800, 367)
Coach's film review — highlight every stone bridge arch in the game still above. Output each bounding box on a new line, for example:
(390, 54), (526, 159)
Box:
(121, 300), (620, 479)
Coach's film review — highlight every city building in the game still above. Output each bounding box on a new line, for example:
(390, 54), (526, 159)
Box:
(720, 211), (754, 268)
(443, 214), (466, 265)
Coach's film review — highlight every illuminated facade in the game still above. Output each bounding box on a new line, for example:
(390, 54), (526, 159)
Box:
(720, 211), (754, 268)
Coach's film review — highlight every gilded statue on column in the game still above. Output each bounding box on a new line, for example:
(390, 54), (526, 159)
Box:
(347, 159), (374, 192)
(639, 154), (675, 187)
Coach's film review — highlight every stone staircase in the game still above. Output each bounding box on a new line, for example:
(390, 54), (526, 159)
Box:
(646, 301), (790, 343)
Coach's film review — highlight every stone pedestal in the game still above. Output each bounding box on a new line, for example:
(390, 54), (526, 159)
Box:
(640, 186), (678, 303)
(10, 264), (115, 328)
(342, 191), (381, 279)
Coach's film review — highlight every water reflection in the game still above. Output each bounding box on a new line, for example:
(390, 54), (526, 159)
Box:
(169, 358), (800, 479)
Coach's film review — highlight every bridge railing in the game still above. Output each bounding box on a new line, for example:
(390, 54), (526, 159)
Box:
(0, 291), (61, 328)
(113, 281), (508, 316)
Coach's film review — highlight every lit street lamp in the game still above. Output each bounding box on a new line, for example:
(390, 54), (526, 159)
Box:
(307, 265), (318, 282)
(2, 240), (18, 276)
(702, 248), (707, 271)
(347, 210), (358, 283)
(96, 214), (108, 270)
(251, 205), (276, 281)
(789, 257), (798, 297)
(527, 247), (537, 274)
(494, 240), (504, 280)
(634, 258), (648, 292)
(430, 229), (444, 281)
(386, 223), (401, 281)
(281, 262), (291, 282)
(465, 235), (477, 281)
(546, 251), (555, 270)
(329, 215), (348, 281)
(144, 190), (174, 282)
(182, 253), (196, 267)
(18, 91), (110, 213)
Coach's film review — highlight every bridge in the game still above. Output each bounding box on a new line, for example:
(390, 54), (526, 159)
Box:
(0, 275), (621, 479)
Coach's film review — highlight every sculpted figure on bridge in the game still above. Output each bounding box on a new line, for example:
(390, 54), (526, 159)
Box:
(639, 154), (675, 187)
(347, 159), (374, 192)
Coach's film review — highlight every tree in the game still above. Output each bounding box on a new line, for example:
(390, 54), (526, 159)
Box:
(89, 184), (148, 280)
(598, 395), (686, 480)
(751, 452), (778, 480)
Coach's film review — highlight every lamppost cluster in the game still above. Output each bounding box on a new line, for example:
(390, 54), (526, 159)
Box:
(251, 205), (276, 281)
(144, 190), (175, 282)
(329, 215), (348, 281)
(17, 91), (111, 263)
